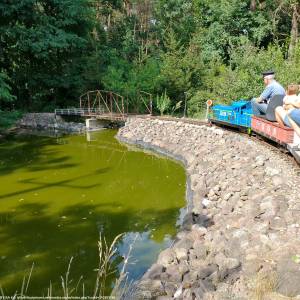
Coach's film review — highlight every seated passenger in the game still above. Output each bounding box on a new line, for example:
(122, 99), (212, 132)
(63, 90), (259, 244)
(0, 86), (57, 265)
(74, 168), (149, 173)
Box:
(287, 108), (300, 139)
(251, 71), (285, 117)
(275, 84), (300, 127)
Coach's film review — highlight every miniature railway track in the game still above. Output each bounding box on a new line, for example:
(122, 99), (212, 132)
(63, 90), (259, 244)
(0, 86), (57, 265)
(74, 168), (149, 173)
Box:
(141, 115), (300, 167)
(138, 115), (208, 126)
(249, 131), (300, 168)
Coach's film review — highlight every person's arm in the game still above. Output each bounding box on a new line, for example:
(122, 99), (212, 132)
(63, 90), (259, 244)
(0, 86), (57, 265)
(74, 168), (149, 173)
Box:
(285, 95), (300, 107)
(254, 96), (263, 103)
(257, 85), (272, 103)
(292, 96), (300, 108)
(284, 96), (294, 105)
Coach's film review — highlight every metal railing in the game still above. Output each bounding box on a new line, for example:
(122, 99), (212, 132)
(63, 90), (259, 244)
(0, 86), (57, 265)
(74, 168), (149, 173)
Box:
(55, 108), (105, 116)
(79, 90), (125, 117)
(55, 90), (153, 120)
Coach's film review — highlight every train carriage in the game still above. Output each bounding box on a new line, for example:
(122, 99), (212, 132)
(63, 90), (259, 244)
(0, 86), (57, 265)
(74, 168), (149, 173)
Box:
(208, 99), (300, 163)
(251, 116), (294, 145)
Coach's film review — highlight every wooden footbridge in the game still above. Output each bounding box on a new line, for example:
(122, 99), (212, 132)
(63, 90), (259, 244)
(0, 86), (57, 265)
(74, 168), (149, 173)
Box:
(55, 90), (153, 121)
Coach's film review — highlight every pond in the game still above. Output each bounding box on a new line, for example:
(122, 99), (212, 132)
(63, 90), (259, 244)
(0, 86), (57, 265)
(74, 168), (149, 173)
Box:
(0, 129), (186, 296)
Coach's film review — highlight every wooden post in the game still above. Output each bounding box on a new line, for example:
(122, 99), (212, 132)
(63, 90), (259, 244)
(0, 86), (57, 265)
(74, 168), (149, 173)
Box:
(127, 97), (129, 114)
(184, 92), (187, 118)
(121, 96), (125, 117)
(88, 93), (90, 115)
(110, 92), (113, 117)
(98, 91), (101, 114)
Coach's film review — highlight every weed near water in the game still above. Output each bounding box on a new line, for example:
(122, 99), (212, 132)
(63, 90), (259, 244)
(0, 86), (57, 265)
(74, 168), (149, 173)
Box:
(0, 234), (139, 300)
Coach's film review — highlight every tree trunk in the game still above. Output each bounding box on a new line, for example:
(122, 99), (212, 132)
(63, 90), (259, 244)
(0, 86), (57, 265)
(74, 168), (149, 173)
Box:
(288, 3), (299, 59)
(250, 0), (256, 11)
(107, 13), (111, 29)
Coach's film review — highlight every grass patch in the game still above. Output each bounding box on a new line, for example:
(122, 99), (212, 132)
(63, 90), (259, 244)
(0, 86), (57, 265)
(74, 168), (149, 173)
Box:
(253, 271), (278, 300)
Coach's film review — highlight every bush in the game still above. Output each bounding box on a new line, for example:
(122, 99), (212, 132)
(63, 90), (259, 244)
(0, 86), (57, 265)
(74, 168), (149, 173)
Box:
(188, 39), (300, 117)
(0, 110), (22, 129)
(156, 90), (171, 115)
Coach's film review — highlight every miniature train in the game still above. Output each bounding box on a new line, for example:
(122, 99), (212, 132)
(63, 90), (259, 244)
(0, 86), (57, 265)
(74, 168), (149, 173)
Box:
(208, 98), (300, 163)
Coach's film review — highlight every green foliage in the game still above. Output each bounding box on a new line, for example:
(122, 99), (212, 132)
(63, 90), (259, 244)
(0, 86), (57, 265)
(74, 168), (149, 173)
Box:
(171, 101), (183, 116)
(0, 72), (15, 104)
(154, 0), (197, 44)
(158, 29), (203, 104)
(292, 254), (300, 264)
(156, 90), (171, 115)
(0, 110), (22, 129)
(191, 0), (274, 60)
(0, 0), (93, 110)
(187, 39), (300, 115)
(1, 0), (299, 117)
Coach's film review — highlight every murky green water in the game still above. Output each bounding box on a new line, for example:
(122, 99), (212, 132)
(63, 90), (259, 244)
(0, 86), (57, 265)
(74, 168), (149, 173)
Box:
(0, 129), (185, 295)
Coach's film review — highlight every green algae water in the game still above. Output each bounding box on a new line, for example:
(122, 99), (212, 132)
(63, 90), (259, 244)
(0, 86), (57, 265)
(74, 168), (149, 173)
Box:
(0, 129), (185, 295)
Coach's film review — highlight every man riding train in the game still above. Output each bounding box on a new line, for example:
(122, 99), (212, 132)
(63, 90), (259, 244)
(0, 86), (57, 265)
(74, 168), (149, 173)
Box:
(251, 70), (285, 116)
(251, 70), (300, 140)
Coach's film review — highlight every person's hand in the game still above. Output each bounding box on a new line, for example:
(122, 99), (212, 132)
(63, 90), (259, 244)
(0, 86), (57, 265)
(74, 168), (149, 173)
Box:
(255, 98), (262, 103)
(284, 104), (294, 110)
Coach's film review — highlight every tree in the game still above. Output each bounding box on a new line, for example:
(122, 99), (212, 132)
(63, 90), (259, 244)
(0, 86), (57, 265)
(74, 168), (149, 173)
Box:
(158, 29), (203, 109)
(0, 0), (93, 110)
(153, 0), (197, 45)
(0, 72), (15, 106)
(274, 0), (300, 58)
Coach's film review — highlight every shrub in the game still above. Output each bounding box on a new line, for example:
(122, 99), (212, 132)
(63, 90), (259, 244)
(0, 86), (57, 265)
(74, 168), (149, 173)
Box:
(156, 90), (171, 115)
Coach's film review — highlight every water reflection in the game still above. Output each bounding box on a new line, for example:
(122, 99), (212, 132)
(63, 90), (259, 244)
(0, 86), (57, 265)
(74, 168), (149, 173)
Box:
(0, 130), (185, 295)
(86, 131), (98, 142)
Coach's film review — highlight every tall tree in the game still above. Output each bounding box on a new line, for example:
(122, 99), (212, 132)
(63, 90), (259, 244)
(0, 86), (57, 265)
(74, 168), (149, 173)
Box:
(0, 0), (93, 110)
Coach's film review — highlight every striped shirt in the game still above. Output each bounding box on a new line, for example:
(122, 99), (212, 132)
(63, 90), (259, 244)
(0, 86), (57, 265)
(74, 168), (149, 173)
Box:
(260, 80), (285, 103)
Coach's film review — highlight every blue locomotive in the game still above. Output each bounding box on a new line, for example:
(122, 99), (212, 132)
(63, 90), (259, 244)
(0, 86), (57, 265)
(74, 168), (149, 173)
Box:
(211, 100), (252, 128)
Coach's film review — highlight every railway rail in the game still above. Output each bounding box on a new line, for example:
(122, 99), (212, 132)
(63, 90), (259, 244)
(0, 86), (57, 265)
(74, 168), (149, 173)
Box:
(135, 114), (300, 166)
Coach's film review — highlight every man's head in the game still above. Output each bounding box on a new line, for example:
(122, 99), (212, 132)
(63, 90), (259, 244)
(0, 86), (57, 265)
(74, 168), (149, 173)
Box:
(262, 71), (275, 85)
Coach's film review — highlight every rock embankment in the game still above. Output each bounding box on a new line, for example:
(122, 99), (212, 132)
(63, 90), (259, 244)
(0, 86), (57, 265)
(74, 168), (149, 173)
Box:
(18, 113), (86, 132)
(117, 117), (300, 300)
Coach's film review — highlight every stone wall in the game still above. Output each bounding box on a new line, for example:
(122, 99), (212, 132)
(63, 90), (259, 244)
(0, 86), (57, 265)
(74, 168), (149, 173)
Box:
(117, 117), (300, 300)
(17, 113), (86, 132)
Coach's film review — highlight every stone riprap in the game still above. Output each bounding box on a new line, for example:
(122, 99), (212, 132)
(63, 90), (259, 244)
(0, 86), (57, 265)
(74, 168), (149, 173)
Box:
(117, 117), (300, 300)
(18, 113), (86, 132)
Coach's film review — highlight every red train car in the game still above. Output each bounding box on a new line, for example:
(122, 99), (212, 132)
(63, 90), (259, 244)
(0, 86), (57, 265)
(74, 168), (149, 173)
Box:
(251, 116), (300, 163)
(251, 116), (294, 145)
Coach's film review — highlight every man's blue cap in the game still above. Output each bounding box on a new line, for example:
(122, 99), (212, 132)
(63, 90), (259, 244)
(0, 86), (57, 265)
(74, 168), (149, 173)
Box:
(262, 70), (275, 77)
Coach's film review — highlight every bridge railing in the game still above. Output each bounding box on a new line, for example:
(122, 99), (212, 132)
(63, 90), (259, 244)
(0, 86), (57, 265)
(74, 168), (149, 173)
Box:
(79, 90), (125, 118)
(138, 91), (153, 115)
(55, 108), (105, 116)
(55, 90), (153, 119)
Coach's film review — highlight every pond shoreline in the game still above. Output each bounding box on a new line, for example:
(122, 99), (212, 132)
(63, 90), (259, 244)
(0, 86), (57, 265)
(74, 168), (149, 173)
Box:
(117, 117), (300, 300)
(17, 113), (86, 132)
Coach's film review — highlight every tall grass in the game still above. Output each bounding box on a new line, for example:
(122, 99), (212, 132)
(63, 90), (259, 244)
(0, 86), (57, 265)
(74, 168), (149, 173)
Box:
(0, 234), (139, 300)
